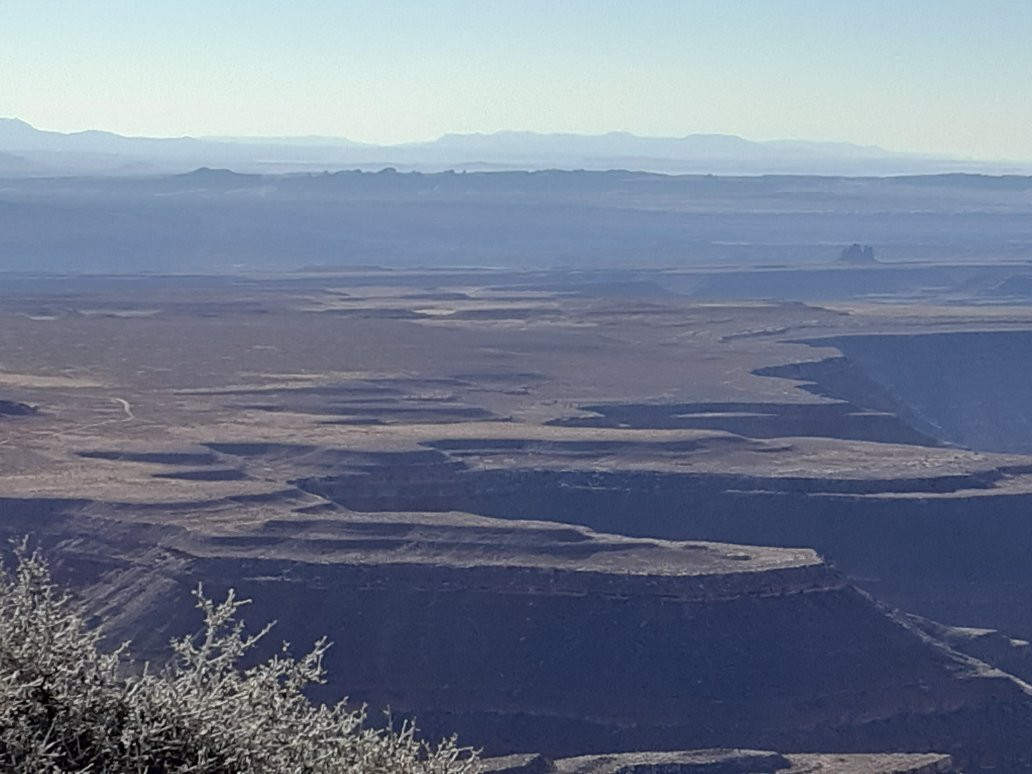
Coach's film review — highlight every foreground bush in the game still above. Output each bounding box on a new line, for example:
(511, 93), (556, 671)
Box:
(0, 547), (481, 773)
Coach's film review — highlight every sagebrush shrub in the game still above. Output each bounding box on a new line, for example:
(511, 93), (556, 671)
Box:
(0, 546), (481, 773)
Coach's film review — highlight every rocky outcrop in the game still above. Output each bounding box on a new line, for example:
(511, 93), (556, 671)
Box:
(481, 749), (957, 773)
(0, 399), (37, 416)
(908, 613), (1032, 683)
(547, 400), (938, 446)
(838, 243), (878, 264)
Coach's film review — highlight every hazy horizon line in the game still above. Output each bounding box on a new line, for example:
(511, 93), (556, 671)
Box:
(2, 115), (973, 161)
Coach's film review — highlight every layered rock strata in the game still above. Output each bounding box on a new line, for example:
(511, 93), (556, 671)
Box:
(3, 497), (1031, 769)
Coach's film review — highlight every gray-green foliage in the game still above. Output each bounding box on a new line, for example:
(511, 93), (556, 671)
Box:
(0, 546), (481, 773)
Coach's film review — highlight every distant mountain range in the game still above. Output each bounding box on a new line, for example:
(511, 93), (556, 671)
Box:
(1, 118), (1028, 177)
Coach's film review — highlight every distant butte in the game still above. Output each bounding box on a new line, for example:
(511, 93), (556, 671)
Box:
(838, 242), (878, 264)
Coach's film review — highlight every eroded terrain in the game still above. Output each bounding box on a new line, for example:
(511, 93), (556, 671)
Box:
(5, 268), (1032, 767)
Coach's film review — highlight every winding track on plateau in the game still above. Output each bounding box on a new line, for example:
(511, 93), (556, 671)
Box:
(112, 397), (134, 420)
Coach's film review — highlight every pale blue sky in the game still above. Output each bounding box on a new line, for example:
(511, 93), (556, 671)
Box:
(2, 0), (1030, 158)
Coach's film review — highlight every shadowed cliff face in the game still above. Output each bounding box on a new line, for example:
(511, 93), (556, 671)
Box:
(3, 497), (1026, 770)
(554, 329), (1032, 456)
(762, 331), (1032, 454)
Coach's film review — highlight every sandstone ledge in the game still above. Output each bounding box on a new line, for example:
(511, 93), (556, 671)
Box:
(481, 749), (956, 773)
